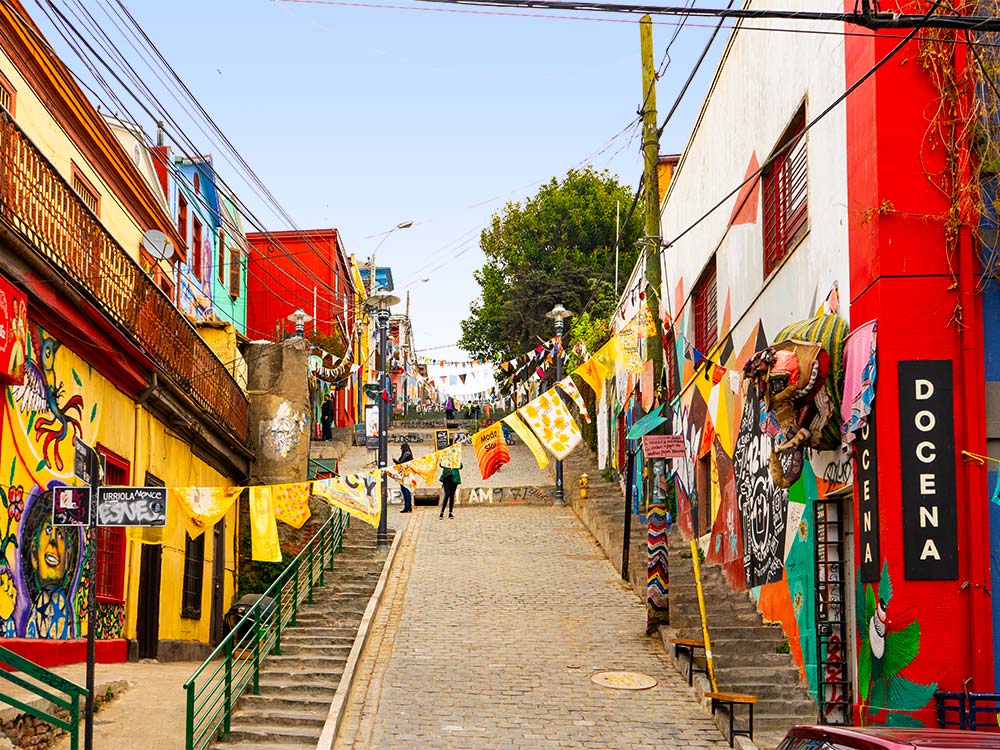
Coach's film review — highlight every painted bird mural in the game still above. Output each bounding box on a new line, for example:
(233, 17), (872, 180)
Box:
(21, 331), (83, 472)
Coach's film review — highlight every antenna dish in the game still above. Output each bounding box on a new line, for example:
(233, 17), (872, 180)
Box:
(142, 229), (174, 261)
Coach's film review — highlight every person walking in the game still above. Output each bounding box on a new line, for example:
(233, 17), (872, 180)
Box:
(445, 395), (455, 420)
(439, 462), (461, 519)
(320, 394), (334, 441)
(394, 442), (414, 513)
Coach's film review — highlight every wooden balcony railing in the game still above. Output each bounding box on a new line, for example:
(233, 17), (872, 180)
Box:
(0, 112), (249, 443)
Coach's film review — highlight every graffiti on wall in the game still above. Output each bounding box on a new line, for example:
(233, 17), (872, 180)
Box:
(856, 561), (937, 726)
(0, 325), (107, 640)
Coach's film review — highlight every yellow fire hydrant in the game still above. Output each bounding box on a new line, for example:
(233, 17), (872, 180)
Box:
(580, 473), (589, 500)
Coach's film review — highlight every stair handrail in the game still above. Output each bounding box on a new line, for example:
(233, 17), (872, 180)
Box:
(0, 644), (88, 750)
(182, 508), (349, 750)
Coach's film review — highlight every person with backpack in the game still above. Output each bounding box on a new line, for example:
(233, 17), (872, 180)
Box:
(394, 442), (414, 513)
(439, 462), (461, 519)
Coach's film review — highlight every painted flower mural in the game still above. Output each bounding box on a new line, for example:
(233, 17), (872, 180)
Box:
(856, 561), (937, 726)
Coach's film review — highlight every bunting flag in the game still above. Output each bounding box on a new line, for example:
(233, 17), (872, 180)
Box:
(502, 412), (550, 470)
(271, 482), (312, 529)
(518, 389), (582, 460)
(556, 377), (591, 423)
(471, 422), (511, 480)
(573, 357), (608, 401)
(249, 486), (282, 562)
(439, 443), (463, 469)
(626, 405), (668, 440)
(399, 451), (442, 485)
(171, 486), (243, 540)
(459, 373), (467, 384)
(313, 471), (382, 528)
(593, 336), (624, 376)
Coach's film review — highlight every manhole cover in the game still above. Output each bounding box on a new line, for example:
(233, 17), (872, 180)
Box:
(590, 671), (658, 690)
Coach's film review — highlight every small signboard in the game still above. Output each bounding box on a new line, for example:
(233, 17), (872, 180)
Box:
(52, 487), (91, 526)
(641, 434), (685, 458)
(354, 423), (366, 447)
(73, 437), (92, 485)
(96, 487), (167, 527)
(435, 430), (450, 451)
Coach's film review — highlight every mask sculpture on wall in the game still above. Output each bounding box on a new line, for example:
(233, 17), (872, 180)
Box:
(743, 314), (848, 488)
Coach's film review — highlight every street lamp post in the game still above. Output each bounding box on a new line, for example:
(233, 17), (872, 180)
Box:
(287, 308), (312, 338)
(546, 303), (574, 506)
(368, 220), (413, 294)
(369, 289), (400, 550)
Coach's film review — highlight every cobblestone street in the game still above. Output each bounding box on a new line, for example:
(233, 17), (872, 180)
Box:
(336, 506), (729, 750)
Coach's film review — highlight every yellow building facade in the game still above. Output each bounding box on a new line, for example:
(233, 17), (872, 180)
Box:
(0, 0), (249, 663)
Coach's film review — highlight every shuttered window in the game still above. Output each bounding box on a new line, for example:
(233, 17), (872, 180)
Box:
(763, 106), (808, 276)
(692, 257), (717, 354)
(218, 229), (226, 284)
(229, 246), (241, 299)
(96, 449), (129, 603)
(71, 165), (101, 218)
(182, 534), (204, 619)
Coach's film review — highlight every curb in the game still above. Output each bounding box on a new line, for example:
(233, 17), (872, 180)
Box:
(315, 522), (407, 750)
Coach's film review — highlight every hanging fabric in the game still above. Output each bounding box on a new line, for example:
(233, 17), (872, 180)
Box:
(249, 486), (282, 563)
(555, 377), (591, 423)
(172, 486), (243, 540)
(597, 388), (609, 471)
(471, 422), (511, 480)
(313, 471), (382, 528)
(502, 413), (550, 470)
(518, 389), (582, 460)
(271, 482), (312, 529)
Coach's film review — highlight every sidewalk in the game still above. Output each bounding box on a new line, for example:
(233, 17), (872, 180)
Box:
(334, 506), (730, 750)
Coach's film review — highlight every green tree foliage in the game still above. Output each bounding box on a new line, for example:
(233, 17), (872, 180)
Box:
(459, 167), (642, 361)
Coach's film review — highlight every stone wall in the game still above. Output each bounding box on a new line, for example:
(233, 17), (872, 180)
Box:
(0, 679), (127, 749)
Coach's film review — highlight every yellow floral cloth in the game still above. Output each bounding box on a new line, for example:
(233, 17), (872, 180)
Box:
(271, 482), (312, 529)
(249, 486), (282, 563)
(171, 486), (243, 540)
(399, 451), (441, 485)
(438, 444), (463, 469)
(502, 413), (549, 470)
(471, 422), (510, 480)
(556, 377), (591, 423)
(313, 471), (381, 528)
(518, 389), (582, 460)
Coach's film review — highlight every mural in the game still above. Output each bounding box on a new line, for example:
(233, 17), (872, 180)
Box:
(856, 561), (937, 726)
(0, 324), (108, 640)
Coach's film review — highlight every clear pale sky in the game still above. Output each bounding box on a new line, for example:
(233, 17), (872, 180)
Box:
(35, 0), (726, 360)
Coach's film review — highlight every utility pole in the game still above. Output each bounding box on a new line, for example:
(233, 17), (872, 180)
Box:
(640, 14), (664, 391)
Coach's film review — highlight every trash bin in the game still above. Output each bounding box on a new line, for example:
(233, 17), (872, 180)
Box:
(223, 594), (276, 641)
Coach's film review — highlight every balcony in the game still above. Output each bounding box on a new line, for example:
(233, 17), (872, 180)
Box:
(0, 112), (249, 444)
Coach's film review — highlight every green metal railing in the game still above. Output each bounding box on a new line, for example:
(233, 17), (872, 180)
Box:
(183, 508), (350, 750)
(0, 645), (88, 750)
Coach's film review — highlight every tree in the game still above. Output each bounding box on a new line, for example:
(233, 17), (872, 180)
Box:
(459, 167), (642, 363)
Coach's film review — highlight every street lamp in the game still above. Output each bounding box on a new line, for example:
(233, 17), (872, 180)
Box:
(369, 288), (400, 550)
(287, 308), (312, 338)
(368, 220), (413, 294)
(546, 303), (574, 506)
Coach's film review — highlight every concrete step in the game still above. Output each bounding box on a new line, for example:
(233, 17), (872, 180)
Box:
(261, 667), (345, 683)
(676, 627), (785, 644)
(224, 723), (321, 745)
(714, 666), (805, 685)
(277, 642), (353, 656)
(265, 654), (348, 669)
(230, 707), (327, 729)
(258, 678), (339, 695)
(239, 694), (332, 712)
(212, 742), (317, 750)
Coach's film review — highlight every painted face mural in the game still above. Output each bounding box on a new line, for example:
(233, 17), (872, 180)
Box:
(20, 491), (82, 639)
(742, 314), (848, 488)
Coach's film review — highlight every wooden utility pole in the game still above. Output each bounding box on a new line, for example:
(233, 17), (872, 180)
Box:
(640, 14), (663, 390)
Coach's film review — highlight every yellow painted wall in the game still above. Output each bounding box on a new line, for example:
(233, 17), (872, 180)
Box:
(0, 50), (149, 261)
(197, 323), (248, 392)
(1, 321), (237, 646)
(350, 256), (370, 423)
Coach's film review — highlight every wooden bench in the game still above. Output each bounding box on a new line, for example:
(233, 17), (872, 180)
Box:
(705, 691), (757, 747)
(670, 637), (709, 686)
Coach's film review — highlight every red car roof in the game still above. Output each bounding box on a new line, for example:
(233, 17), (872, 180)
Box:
(787, 725), (1000, 749)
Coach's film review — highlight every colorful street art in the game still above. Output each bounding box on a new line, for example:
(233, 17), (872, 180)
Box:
(856, 561), (937, 726)
(0, 324), (110, 640)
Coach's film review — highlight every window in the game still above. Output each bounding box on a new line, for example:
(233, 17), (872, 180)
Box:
(664, 329), (679, 400)
(177, 194), (188, 247)
(763, 106), (808, 276)
(182, 533), (204, 619)
(0, 69), (16, 116)
(229, 245), (241, 299)
(217, 229), (226, 284)
(192, 218), (203, 281)
(96, 448), (129, 603)
(71, 164), (101, 218)
(192, 171), (200, 194)
(692, 257), (718, 354)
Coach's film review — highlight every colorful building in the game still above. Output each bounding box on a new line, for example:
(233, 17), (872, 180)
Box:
(635, 0), (991, 727)
(246, 229), (359, 427)
(0, 0), (250, 664)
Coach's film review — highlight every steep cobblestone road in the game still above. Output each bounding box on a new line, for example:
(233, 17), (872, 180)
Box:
(336, 506), (728, 750)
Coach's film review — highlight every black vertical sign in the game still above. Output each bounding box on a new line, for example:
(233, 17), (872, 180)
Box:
(853, 407), (881, 583)
(898, 360), (958, 580)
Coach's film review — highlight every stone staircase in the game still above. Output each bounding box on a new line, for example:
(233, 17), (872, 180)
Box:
(666, 529), (816, 748)
(211, 521), (390, 750)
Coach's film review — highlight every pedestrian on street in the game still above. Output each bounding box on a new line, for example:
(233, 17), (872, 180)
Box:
(445, 395), (455, 420)
(320, 394), (334, 441)
(439, 462), (461, 519)
(394, 442), (414, 513)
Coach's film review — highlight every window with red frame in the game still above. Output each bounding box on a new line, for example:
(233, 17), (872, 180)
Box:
(217, 229), (226, 284)
(762, 106), (808, 276)
(229, 246), (241, 299)
(692, 257), (718, 354)
(96, 448), (129, 603)
(664, 329), (679, 400)
(178, 194), (188, 247)
(192, 218), (203, 281)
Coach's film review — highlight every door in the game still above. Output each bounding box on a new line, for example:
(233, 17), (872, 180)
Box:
(209, 518), (226, 646)
(136, 545), (161, 659)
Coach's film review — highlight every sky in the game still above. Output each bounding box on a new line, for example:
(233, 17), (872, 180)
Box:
(31, 0), (727, 366)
